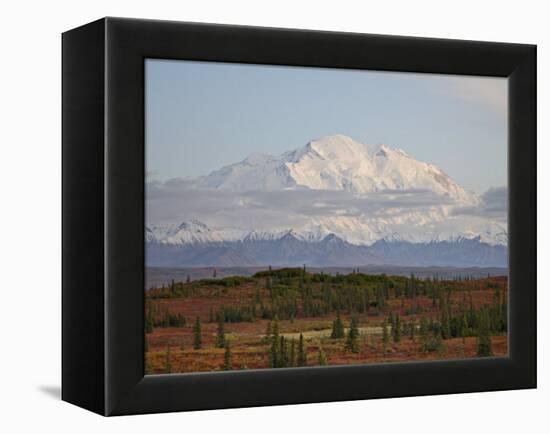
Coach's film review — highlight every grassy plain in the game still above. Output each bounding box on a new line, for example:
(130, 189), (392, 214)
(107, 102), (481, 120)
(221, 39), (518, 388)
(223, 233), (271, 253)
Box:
(145, 269), (507, 374)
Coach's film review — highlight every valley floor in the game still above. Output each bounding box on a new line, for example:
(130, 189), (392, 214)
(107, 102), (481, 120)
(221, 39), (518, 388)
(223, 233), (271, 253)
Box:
(145, 270), (507, 374)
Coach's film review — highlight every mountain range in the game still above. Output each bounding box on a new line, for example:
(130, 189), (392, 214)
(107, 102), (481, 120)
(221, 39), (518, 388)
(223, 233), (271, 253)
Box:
(146, 135), (507, 268)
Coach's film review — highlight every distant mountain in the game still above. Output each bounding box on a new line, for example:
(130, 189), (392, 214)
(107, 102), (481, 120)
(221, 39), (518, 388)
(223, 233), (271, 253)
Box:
(146, 230), (507, 268)
(191, 134), (478, 204)
(367, 237), (507, 268)
(146, 220), (244, 245)
(146, 135), (507, 268)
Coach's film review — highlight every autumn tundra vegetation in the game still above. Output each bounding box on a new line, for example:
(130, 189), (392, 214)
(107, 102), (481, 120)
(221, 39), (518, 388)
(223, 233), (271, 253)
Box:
(144, 267), (507, 374)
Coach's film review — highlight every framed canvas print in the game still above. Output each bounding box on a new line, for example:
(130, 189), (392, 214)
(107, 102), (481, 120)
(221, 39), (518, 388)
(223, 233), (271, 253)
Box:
(62, 17), (536, 416)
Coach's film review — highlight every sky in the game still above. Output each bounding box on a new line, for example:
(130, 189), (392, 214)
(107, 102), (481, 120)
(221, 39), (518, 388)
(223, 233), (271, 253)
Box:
(145, 59), (507, 195)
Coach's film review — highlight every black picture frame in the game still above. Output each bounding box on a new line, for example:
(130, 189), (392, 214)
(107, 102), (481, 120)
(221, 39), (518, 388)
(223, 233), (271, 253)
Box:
(62, 17), (536, 416)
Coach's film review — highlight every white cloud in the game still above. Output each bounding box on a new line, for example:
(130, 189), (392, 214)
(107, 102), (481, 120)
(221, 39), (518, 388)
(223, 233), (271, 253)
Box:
(442, 75), (508, 117)
(452, 186), (507, 222)
(146, 181), (508, 246)
(146, 180), (456, 230)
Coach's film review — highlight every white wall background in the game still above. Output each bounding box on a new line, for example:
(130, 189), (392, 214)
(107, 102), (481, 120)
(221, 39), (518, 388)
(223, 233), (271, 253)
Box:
(0, 0), (546, 432)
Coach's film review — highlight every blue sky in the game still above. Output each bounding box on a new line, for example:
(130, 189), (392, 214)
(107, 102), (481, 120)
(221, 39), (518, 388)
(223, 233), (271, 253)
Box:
(145, 59), (507, 194)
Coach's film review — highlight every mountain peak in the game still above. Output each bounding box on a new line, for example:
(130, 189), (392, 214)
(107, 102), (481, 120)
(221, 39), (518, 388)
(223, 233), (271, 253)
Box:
(308, 134), (357, 148)
(305, 134), (376, 160)
(192, 135), (477, 204)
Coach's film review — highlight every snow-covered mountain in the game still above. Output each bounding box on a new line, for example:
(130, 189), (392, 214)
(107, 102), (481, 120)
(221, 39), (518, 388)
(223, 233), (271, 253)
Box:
(193, 134), (478, 204)
(146, 135), (507, 267)
(145, 222), (507, 268)
(146, 220), (245, 245)
(146, 218), (507, 248)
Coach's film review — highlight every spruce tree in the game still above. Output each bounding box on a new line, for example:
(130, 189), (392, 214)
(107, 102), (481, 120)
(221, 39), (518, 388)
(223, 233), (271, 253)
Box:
(476, 312), (493, 357)
(392, 314), (401, 343)
(215, 315), (226, 348)
(440, 290), (451, 339)
(223, 340), (232, 370)
(460, 311), (469, 343)
(269, 339), (277, 368)
(345, 316), (360, 353)
(279, 336), (288, 368)
(389, 311), (395, 331)
(331, 311), (345, 339)
(298, 333), (307, 367)
(264, 321), (273, 343)
(165, 346), (172, 374)
(192, 317), (202, 350)
(289, 338), (296, 367)
(382, 318), (389, 354)
(419, 316), (428, 343)
(269, 321), (280, 368)
(317, 345), (328, 365)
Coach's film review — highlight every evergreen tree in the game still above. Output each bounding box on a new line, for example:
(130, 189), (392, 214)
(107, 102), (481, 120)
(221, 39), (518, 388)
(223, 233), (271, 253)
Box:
(345, 316), (360, 353)
(215, 315), (226, 348)
(279, 335), (288, 367)
(389, 311), (395, 331)
(382, 318), (389, 353)
(264, 321), (272, 343)
(476, 311), (493, 357)
(418, 317), (428, 341)
(317, 345), (328, 365)
(192, 317), (202, 350)
(289, 338), (296, 367)
(331, 311), (345, 339)
(440, 290), (451, 339)
(186, 274), (190, 284)
(223, 340), (232, 370)
(409, 319), (416, 342)
(269, 321), (280, 368)
(460, 311), (469, 343)
(165, 346), (172, 373)
(298, 333), (307, 367)
(419, 316), (442, 352)
(392, 314), (401, 343)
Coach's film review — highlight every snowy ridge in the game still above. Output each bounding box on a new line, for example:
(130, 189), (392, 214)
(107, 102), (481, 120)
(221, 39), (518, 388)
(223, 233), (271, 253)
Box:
(147, 220), (245, 245)
(146, 218), (507, 247)
(191, 134), (479, 205)
(145, 220), (507, 268)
